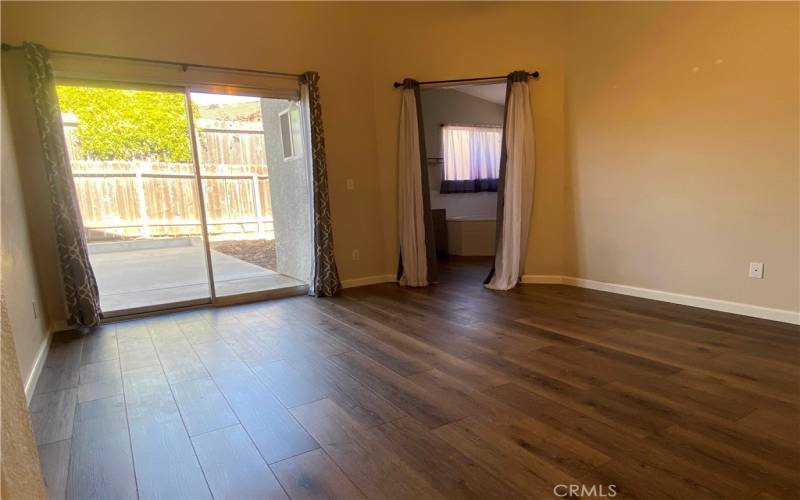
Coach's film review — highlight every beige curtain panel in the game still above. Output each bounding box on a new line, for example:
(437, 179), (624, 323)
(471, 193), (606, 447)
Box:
(486, 71), (536, 291)
(396, 79), (434, 287)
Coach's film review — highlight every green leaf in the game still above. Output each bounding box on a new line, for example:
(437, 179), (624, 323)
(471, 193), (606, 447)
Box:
(56, 85), (193, 162)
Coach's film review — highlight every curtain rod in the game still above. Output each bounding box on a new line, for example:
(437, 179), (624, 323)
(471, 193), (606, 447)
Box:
(1, 43), (302, 80)
(392, 71), (539, 88)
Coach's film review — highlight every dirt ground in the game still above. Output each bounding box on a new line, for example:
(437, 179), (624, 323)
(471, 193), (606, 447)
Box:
(209, 239), (277, 271)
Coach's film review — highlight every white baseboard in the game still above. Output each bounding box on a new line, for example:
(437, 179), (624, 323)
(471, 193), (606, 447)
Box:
(341, 274), (397, 289)
(24, 330), (52, 405)
(521, 274), (800, 325)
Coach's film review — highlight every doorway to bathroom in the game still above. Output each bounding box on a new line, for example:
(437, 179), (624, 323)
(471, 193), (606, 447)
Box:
(419, 82), (505, 281)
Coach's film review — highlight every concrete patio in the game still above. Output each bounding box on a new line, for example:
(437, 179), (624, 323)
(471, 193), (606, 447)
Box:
(88, 238), (305, 312)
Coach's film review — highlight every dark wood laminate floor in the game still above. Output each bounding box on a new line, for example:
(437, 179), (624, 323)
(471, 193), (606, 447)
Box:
(31, 257), (800, 499)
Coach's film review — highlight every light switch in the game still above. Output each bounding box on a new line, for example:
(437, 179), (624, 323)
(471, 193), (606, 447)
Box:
(346, 179), (355, 190)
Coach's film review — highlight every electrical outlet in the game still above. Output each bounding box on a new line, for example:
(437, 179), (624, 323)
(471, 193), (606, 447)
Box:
(352, 249), (360, 261)
(32, 300), (39, 320)
(346, 179), (355, 190)
(748, 262), (764, 279)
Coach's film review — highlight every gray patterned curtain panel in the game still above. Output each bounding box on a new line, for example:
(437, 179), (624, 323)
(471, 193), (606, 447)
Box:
(23, 43), (101, 326)
(301, 71), (342, 297)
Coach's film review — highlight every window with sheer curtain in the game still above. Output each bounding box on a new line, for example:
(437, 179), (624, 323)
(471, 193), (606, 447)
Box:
(440, 124), (502, 193)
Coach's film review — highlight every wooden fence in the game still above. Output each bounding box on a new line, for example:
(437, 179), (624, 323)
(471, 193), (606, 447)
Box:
(72, 160), (272, 241)
(65, 119), (275, 241)
(196, 119), (267, 166)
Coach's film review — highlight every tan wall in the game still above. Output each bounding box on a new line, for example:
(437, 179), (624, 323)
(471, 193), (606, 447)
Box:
(1, 1), (386, 325)
(1, 291), (48, 500)
(563, 2), (799, 311)
(1, 84), (51, 392)
(2, 1), (797, 320)
(365, 2), (568, 277)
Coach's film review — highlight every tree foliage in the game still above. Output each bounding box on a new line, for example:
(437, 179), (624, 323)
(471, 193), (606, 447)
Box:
(56, 85), (195, 162)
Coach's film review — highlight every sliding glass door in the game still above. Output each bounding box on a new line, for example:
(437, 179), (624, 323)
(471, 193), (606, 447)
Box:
(57, 83), (212, 314)
(56, 82), (312, 316)
(187, 91), (311, 300)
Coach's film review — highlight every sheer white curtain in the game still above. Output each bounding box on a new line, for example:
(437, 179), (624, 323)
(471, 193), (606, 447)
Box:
(397, 87), (428, 286)
(442, 125), (502, 181)
(486, 78), (535, 291)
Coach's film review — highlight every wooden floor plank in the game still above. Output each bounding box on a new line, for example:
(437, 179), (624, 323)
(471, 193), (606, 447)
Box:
(123, 365), (211, 499)
(291, 398), (443, 500)
(288, 300), (431, 377)
(408, 368), (612, 475)
(272, 448), (366, 500)
(192, 425), (288, 500)
(35, 334), (83, 395)
(79, 359), (121, 385)
(487, 382), (764, 499)
(650, 425), (799, 498)
(171, 376), (239, 436)
(29, 388), (78, 446)
(76, 357), (123, 404)
(433, 417), (579, 498)
(193, 340), (320, 463)
(328, 350), (463, 429)
(314, 357), (406, 428)
(737, 406), (800, 444)
(118, 340), (160, 373)
(80, 328), (118, 366)
(250, 358), (331, 408)
(67, 395), (137, 500)
(28, 257), (798, 500)
(213, 369), (320, 463)
(156, 339), (209, 385)
(37, 439), (71, 500)
(368, 416), (522, 499)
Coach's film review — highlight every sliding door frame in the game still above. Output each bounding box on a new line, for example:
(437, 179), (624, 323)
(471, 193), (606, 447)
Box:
(183, 86), (311, 308)
(183, 88), (218, 301)
(57, 76), (310, 322)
